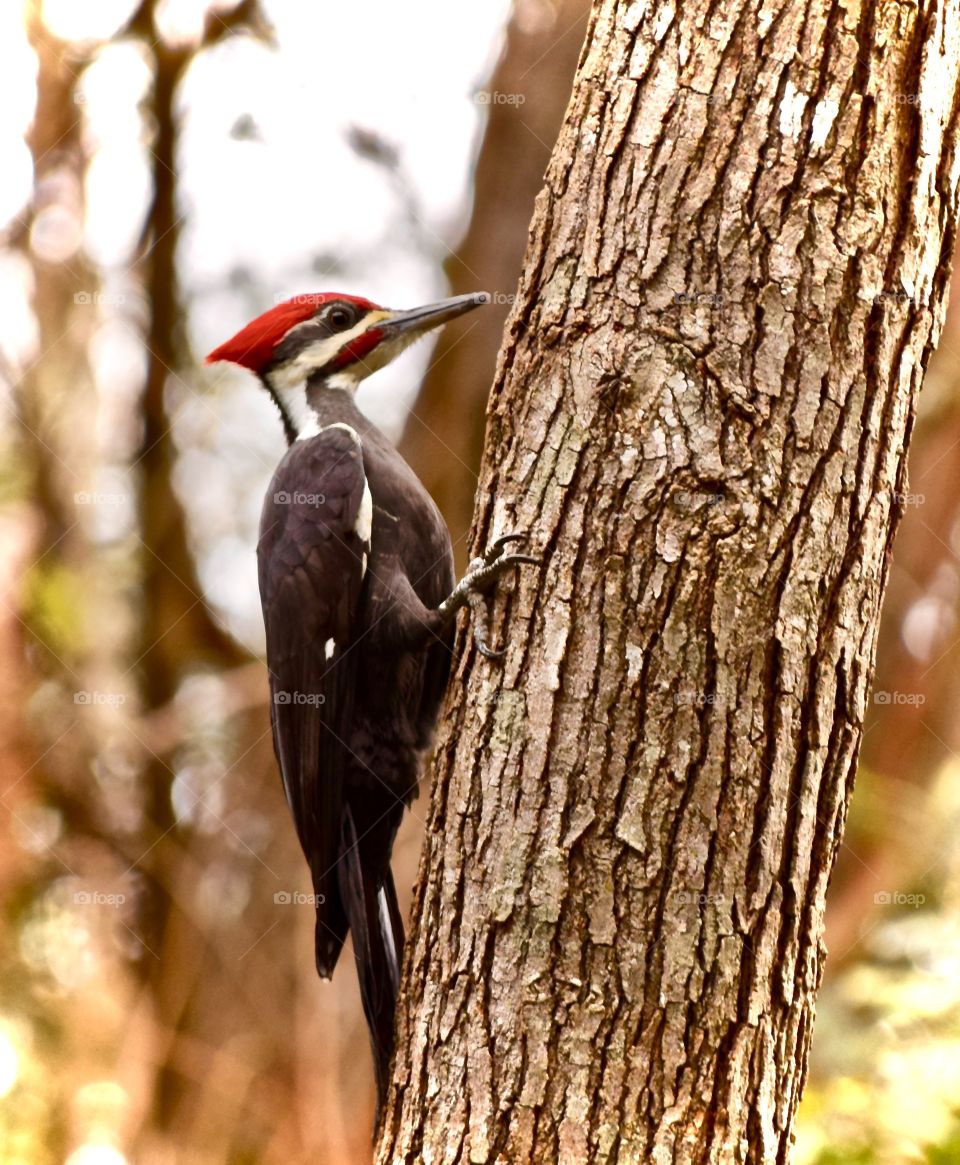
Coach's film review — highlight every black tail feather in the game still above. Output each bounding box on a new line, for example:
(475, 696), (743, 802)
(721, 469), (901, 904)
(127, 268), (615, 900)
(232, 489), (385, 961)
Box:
(337, 807), (405, 1113)
(313, 886), (348, 980)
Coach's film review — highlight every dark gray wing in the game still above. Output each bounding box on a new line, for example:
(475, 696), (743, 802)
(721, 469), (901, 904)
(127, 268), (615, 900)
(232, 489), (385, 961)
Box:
(257, 425), (371, 972)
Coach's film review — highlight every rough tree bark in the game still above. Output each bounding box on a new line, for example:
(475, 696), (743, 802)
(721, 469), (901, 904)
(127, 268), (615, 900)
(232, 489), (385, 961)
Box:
(378, 0), (960, 1162)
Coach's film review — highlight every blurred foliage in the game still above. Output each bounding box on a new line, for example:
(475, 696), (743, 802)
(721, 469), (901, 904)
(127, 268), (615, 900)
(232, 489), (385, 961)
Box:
(796, 771), (960, 1160)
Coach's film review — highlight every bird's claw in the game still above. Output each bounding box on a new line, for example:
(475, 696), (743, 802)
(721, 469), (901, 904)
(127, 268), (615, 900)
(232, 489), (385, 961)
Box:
(464, 553), (539, 589)
(458, 533), (539, 660)
(436, 533), (538, 659)
(464, 533), (539, 595)
(483, 532), (527, 566)
(467, 591), (505, 659)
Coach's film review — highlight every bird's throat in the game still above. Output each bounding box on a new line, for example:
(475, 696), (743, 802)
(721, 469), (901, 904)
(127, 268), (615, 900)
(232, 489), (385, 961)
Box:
(264, 371), (370, 445)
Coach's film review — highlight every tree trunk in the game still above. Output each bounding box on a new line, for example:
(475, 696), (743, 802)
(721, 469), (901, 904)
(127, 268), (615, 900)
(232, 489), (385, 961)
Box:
(377, 0), (960, 1161)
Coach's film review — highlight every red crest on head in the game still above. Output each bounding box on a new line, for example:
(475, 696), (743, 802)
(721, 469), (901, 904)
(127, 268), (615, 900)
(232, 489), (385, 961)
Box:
(205, 293), (379, 373)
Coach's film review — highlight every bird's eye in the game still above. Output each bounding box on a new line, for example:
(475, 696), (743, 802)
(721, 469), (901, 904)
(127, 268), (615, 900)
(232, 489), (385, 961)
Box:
(327, 306), (354, 329)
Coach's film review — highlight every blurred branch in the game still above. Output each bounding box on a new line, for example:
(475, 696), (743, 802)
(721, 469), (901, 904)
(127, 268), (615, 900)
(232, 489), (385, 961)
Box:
(123, 0), (273, 47)
(397, 0), (589, 567)
(132, 0), (270, 687)
(119, 0), (272, 1144)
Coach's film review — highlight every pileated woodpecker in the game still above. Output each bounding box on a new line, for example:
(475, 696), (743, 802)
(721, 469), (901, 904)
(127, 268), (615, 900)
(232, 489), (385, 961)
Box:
(206, 290), (534, 1107)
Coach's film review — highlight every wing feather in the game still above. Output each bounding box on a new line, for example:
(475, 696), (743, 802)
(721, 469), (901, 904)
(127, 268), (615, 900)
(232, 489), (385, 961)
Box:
(257, 426), (370, 973)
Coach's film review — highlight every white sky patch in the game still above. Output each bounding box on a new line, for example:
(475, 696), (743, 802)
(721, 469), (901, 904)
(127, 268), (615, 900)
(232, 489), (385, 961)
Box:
(80, 43), (154, 267)
(79, 41), (154, 150)
(903, 594), (955, 663)
(0, 252), (38, 368)
(41, 0), (137, 42)
(154, 0), (209, 45)
(811, 97), (840, 148)
(89, 317), (150, 459)
(0, 9), (36, 134)
(0, 139), (34, 228)
(779, 81), (808, 140)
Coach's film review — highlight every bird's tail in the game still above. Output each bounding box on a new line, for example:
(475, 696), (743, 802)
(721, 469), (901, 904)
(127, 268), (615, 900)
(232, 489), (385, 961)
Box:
(336, 806), (405, 1113)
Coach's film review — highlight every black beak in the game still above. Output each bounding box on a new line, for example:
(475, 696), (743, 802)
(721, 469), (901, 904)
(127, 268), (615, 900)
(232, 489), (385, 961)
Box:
(378, 291), (490, 338)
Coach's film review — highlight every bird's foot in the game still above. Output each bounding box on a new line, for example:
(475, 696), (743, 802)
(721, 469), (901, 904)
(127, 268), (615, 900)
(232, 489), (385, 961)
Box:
(438, 533), (538, 659)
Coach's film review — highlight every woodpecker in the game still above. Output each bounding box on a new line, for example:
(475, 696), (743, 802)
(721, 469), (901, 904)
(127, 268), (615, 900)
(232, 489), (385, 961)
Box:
(206, 290), (534, 1109)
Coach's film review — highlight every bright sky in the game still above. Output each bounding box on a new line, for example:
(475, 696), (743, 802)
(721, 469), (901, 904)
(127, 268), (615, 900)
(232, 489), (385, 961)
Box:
(1, 0), (515, 645)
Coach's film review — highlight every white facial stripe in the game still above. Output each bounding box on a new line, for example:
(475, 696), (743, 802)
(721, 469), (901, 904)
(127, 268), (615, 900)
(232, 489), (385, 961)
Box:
(271, 383), (320, 439)
(266, 314), (393, 437)
(272, 312), (392, 391)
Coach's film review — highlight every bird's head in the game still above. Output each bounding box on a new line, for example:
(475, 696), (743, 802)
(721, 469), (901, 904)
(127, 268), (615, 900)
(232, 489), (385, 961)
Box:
(206, 290), (490, 442)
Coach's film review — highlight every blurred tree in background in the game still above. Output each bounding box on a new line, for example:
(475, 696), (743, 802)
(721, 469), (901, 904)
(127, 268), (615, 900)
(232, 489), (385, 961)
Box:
(2, 1), (960, 1163)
